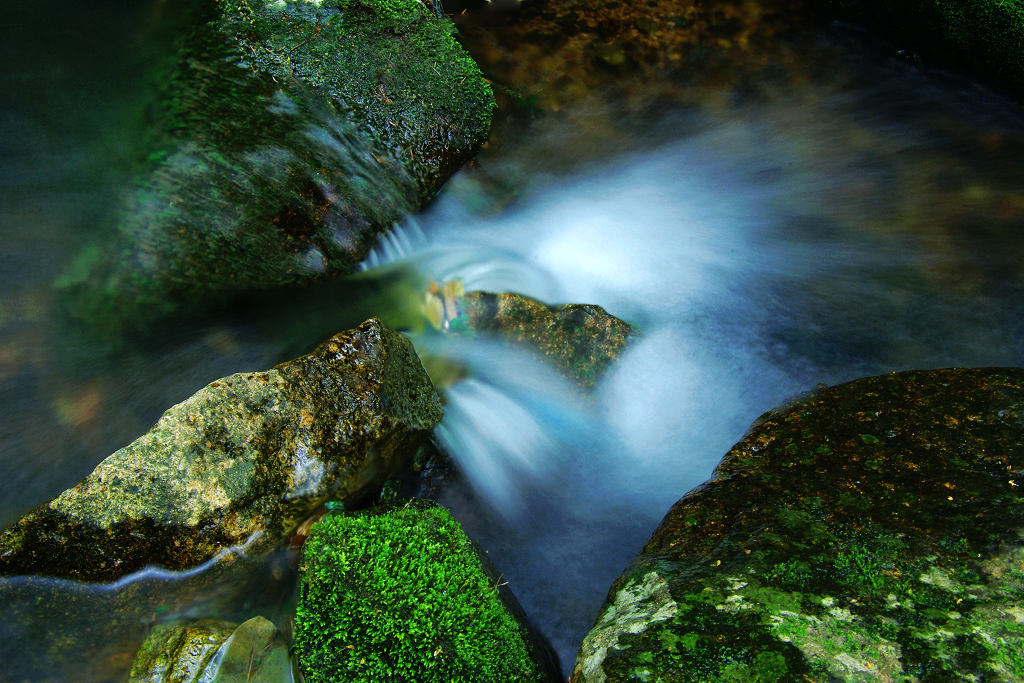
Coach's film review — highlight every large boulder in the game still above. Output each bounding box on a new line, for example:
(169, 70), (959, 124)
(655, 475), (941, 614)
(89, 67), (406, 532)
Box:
(573, 368), (1024, 681)
(294, 500), (561, 682)
(58, 0), (494, 337)
(0, 318), (442, 582)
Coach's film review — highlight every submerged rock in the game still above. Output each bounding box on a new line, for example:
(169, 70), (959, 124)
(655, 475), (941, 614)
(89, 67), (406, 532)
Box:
(0, 319), (442, 582)
(573, 368), (1024, 681)
(450, 291), (634, 388)
(58, 0), (494, 337)
(129, 615), (291, 682)
(294, 500), (561, 682)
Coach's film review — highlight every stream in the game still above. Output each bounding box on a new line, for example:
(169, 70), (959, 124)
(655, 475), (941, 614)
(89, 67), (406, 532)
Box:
(3, 0), (1024, 679)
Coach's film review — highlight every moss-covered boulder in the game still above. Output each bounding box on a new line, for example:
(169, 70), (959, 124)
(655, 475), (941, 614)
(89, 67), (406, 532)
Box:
(59, 0), (494, 337)
(811, 0), (1024, 100)
(294, 500), (561, 682)
(129, 616), (290, 682)
(448, 291), (634, 388)
(572, 368), (1024, 681)
(0, 318), (442, 582)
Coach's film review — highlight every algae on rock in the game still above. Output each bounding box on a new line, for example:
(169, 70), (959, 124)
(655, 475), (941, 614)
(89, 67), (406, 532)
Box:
(294, 500), (560, 682)
(445, 290), (634, 389)
(129, 616), (291, 682)
(58, 0), (494, 337)
(573, 368), (1024, 682)
(0, 318), (442, 582)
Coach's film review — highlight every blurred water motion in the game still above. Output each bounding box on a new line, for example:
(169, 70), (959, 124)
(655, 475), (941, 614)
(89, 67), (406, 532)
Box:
(3, 1), (1024, 678)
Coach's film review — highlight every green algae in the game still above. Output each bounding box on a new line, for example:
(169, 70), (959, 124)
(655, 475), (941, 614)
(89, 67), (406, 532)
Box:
(293, 502), (546, 682)
(58, 0), (493, 338)
(457, 291), (634, 389)
(573, 368), (1024, 681)
(0, 319), (442, 582)
(222, 0), (494, 201)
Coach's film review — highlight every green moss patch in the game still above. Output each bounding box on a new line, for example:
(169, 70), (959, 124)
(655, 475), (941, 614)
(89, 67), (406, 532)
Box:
(294, 503), (545, 682)
(574, 368), (1024, 681)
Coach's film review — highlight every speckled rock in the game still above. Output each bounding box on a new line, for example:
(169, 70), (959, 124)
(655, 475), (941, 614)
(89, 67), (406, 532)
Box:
(128, 619), (236, 682)
(453, 291), (634, 388)
(129, 616), (291, 682)
(573, 368), (1024, 682)
(0, 318), (442, 582)
(58, 0), (494, 337)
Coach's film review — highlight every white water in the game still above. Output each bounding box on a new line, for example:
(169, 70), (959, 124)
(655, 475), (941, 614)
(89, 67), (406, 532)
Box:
(358, 88), (1024, 668)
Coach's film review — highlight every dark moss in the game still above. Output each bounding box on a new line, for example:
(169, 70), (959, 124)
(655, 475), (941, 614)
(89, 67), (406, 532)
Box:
(458, 291), (634, 389)
(0, 319), (442, 582)
(58, 0), (493, 338)
(574, 368), (1024, 681)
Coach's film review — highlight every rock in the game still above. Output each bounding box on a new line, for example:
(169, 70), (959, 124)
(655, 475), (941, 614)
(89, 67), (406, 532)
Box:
(573, 368), (1024, 681)
(128, 619), (236, 682)
(293, 499), (561, 682)
(0, 318), (442, 582)
(129, 616), (291, 682)
(448, 290), (634, 388)
(810, 0), (1024, 101)
(58, 0), (494, 338)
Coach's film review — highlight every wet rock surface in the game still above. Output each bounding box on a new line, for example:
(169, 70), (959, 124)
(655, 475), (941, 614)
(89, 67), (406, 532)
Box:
(129, 615), (291, 682)
(455, 291), (634, 388)
(573, 368), (1024, 681)
(58, 0), (494, 337)
(0, 319), (442, 582)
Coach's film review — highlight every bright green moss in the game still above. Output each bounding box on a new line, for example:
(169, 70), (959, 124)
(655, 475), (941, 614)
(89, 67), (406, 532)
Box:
(294, 504), (544, 683)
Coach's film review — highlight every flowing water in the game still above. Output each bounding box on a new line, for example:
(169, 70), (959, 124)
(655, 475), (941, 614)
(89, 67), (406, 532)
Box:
(3, 1), (1024, 678)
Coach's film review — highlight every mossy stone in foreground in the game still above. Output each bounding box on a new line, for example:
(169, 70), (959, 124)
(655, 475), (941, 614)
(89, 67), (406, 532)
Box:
(813, 0), (1024, 100)
(456, 291), (634, 389)
(573, 368), (1024, 681)
(294, 502), (552, 682)
(0, 319), (442, 582)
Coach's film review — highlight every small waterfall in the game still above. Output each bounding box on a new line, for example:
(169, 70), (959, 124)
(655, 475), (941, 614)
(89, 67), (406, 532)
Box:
(416, 336), (603, 518)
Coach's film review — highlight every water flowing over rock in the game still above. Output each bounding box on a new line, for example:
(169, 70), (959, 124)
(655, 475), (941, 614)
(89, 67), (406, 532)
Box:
(129, 616), (291, 682)
(293, 499), (561, 682)
(0, 319), (442, 582)
(452, 291), (634, 389)
(57, 0), (494, 338)
(573, 368), (1024, 681)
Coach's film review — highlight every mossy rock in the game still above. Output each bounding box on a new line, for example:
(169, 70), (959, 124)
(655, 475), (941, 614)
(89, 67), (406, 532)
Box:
(58, 0), (494, 338)
(573, 368), (1024, 682)
(0, 318), (442, 582)
(294, 500), (560, 682)
(129, 616), (291, 682)
(454, 291), (634, 389)
(810, 0), (1024, 100)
